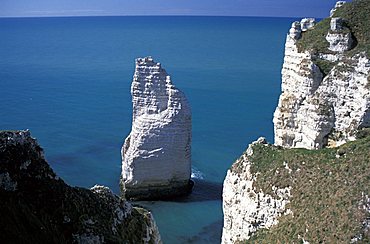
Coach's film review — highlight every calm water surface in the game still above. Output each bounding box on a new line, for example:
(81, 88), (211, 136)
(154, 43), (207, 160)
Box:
(0, 16), (295, 243)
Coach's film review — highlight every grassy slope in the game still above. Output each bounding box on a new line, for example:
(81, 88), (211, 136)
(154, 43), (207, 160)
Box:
(238, 129), (370, 243)
(334, 0), (370, 56)
(234, 1), (370, 242)
(296, 0), (370, 76)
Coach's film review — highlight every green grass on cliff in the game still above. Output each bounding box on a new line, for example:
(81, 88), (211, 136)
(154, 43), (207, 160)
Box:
(296, 0), (370, 76)
(334, 0), (370, 56)
(297, 0), (370, 56)
(240, 128), (370, 243)
(296, 17), (331, 55)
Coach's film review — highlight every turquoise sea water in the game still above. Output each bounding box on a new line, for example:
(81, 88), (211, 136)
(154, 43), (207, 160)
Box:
(0, 16), (295, 243)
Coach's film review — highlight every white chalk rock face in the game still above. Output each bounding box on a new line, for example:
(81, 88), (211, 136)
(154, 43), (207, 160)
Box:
(274, 20), (370, 149)
(288, 21), (302, 40)
(273, 30), (325, 149)
(326, 17), (354, 53)
(121, 57), (192, 200)
(300, 18), (316, 32)
(326, 32), (353, 53)
(330, 1), (346, 17)
(222, 138), (292, 244)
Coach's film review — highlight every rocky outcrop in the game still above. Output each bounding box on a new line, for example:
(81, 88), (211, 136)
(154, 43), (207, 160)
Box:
(326, 17), (354, 52)
(223, 1), (370, 243)
(222, 130), (370, 243)
(273, 20), (324, 149)
(273, 1), (370, 149)
(300, 18), (315, 32)
(330, 1), (346, 17)
(0, 130), (161, 244)
(222, 138), (292, 244)
(121, 57), (192, 200)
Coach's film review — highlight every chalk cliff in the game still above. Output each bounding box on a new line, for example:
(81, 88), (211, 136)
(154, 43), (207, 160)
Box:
(121, 57), (192, 200)
(0, 130), (161, 244)
(273, 0), (370, 149)
(222, 1), (370, 243)
(222, 131), (370, 243)
(222, 138), (292, 243)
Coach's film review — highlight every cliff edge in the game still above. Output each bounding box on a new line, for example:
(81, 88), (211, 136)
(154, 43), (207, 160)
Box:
(0, 130), (161, 244)
(223, 131), (370, 243)
(222, 1), (370, 243)
(273, 0), (370, 149)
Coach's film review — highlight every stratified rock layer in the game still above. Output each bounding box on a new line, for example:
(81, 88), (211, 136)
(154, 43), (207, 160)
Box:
(273, 1), (370, 149)
(0, 130), (161, 244)
(121, 57), (192, 200)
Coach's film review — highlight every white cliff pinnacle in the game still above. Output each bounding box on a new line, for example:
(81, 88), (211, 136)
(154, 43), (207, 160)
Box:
(330, 17), (344, 31)
(289, 21), (302, 40)
(121, 57), (192, 200)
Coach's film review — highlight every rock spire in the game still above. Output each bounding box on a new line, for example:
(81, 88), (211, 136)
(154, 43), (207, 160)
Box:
(121, 57), (193, 200)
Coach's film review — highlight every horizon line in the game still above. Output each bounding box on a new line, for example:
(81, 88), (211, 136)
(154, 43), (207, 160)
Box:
(0, 14), (322, 19)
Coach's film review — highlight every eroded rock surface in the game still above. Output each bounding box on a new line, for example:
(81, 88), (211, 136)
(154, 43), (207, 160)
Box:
(222, 138), (292, 243)
(121, 57), (192, 200)
(223, 1), (370, 242)
(273, 1), (370, 149)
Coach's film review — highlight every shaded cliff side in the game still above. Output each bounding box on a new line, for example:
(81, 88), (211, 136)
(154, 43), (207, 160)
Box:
(0, 130), (161, 244)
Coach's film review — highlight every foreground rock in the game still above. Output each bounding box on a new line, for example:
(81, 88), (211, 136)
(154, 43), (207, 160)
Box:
(222, 138), (292, 243)
(0, 130), (161, 244)
(121, 57), (192, 200)
(273, 0), (370, 149)
(222, 130), (370, 243)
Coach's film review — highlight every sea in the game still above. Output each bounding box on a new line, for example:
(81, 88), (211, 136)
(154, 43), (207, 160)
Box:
(0, 16), (296, 243)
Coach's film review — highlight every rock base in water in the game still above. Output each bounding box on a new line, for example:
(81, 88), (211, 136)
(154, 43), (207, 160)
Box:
(121, 57), (192, 200)
(123, 179), (194, 201)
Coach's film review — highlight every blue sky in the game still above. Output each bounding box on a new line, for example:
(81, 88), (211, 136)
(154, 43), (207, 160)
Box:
(0, 0), (348, 18)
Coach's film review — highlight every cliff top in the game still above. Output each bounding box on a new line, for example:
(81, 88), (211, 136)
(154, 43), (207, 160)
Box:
(297, 0), (370, 57)
(231, 128), (370, 243)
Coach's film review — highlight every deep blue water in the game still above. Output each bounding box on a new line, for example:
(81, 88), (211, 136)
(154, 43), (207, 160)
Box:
(0, 16), (295, 243)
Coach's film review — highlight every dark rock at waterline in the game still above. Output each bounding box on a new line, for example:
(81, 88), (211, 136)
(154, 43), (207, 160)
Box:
(0, 130), (161, 243)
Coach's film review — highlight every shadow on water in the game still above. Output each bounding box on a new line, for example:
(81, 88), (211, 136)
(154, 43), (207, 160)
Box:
(179, 220), (223, 244)
(169, 179), (223, 203)
(47, 148), (222, 203)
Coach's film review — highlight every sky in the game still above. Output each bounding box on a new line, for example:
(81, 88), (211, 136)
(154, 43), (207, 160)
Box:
(0, 0), (349, 18)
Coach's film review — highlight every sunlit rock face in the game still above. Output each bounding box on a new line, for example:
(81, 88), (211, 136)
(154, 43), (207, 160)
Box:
(222, 138), (292, 244)
(273, 25), (326, 149)
(121, 57), (192, 200)
(326, 17), (354, 53)
(273, 4), (370, 149)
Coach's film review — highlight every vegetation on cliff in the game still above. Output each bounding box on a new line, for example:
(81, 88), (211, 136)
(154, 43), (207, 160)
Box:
(234, 129), (370, 243)
(0, 130), (160, 243)
(296, 0), (370, 75)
